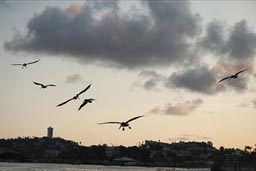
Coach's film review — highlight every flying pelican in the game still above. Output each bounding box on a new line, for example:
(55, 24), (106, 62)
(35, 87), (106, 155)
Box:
(98, 115), (144, 131)
(33, 82), (56, 89)
(78, 98), (95, 111)
(11, 59), (40, 69)
(219, 69), (248, 83)
(56, 84), (91, 107)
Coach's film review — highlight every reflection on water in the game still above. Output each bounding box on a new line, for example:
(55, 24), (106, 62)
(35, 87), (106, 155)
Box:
(0, 162), (210, 171)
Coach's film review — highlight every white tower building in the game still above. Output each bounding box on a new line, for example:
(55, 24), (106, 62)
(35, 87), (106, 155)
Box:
(47, 127), (53, 138)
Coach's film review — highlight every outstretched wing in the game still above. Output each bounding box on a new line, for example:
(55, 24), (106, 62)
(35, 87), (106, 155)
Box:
(218, 76), (230, 83)
(27, 59), (40, 65)
(126, 115), (144, 123)
(78, 84), (91, 95)
(98, 122), (121, 125)
(46, 84), (56, 87)
(78, 101), (88, 111)
(10, 63), (23, 66)
(56, 98), (73, 107)
(234, 69), (247, 76)
(33, 82), (44, 86)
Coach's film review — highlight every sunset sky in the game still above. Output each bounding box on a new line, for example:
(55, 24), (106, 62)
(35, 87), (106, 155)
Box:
(0, 0), (256, 149)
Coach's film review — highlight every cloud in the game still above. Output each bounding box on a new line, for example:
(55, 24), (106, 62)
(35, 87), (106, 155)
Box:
(65, 74), (82, 84)
(149, 99), (203, 116)
(199, 20), (225, 54)
(4, 0), (201, 69)
(4, 0), (256, 72)
(226, 20), (256, 59)
(0, 0), (11, 8)
(252, 99), (256, 108)
(168, 134), (191, 142)
(238, 103), (249, 108)
(169, 61), (253, 94)
(168, 134), (211, 142)
(138, 65), (223, 94)
(138, 60), (252, 94)
(168, 65), (223, 94)
(214, 60), (253, 92)
(137, 70), (166, 90)
(199, 20), (256, 60)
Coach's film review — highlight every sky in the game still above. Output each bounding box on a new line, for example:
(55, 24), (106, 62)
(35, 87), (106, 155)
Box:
(0, 0), (256, 149)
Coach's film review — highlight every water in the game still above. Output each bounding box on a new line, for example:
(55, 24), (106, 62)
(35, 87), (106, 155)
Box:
(0, 162), (210, 171)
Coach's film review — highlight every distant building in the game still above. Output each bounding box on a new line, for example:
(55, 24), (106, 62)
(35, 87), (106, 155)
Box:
(47, 127), (53, 138)
(106, 146), (120, 157)
(113, 156), (137, 166)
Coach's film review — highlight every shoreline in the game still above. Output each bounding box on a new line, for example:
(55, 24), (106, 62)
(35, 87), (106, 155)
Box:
(0, 160), (212, 169)
(0, 162), (211, 170)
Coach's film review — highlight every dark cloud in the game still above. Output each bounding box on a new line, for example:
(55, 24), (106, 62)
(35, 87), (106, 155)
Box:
(168, 66), (222, 94)
(146, 0), (200, 37)
(4, 0), (256, 71)
(199, 21), (225, 54)
(65, 74), (82, 84)
(149, 99), (203, 116)
(4, 0), (201, 69)
(199, 20), (256, 60)
(139, 60), (252, 94)
(169, 61), (252, 94)
(0, 0), (12, 9)
(226, 20), (256, 59)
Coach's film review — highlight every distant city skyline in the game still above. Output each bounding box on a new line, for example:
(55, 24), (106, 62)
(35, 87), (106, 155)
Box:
(0, 0), (256, 149)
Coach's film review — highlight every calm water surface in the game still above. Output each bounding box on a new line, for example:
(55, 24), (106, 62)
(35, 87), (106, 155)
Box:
(0, 163), (210, 171)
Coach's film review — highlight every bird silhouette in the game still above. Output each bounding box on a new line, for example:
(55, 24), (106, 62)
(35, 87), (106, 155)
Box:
(98, 115), (144, 131)
(78, 98), (95, 111)
(33, 82), (56, 89)
(56, 84), (91, 107)
(11, 59), (40, 69)
(219, 69), (248, 83)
